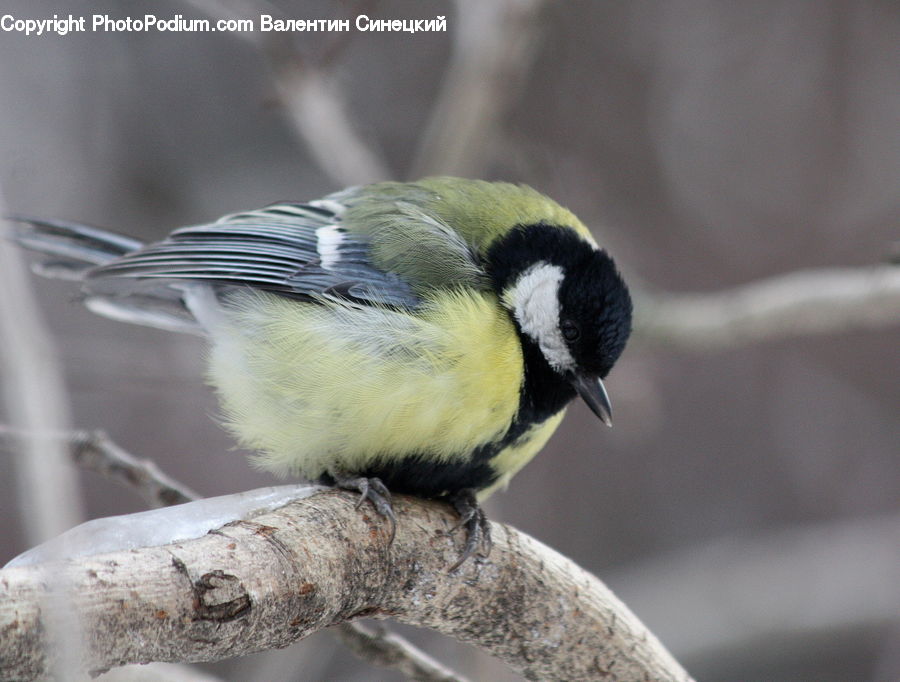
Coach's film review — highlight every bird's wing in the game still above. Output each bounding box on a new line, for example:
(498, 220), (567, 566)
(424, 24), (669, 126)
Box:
(335, 182), (492, 294)
(84, 201), (421, 309)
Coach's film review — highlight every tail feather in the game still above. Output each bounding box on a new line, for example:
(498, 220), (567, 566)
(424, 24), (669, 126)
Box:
(6, 216), (202, 335)
(6, 216), (143, 273)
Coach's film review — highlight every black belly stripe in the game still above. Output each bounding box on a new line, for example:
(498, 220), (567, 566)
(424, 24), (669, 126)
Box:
(319, 453), (499, 498)
(317, 360), (574, 498)
(318, 305), (577, 498)
(319, 411), (568, 498)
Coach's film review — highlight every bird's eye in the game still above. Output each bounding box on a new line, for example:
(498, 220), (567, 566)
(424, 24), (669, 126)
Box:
(561, 319), (580, 342)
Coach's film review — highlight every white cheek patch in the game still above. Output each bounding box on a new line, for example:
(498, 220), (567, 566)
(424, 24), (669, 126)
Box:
(507, 262), (576, 372)
(315, 225), (344, 269)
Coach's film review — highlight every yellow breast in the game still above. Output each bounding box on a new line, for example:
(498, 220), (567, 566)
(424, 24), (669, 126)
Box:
(207, 289), (525, 479)
(479, 410), (566, 499)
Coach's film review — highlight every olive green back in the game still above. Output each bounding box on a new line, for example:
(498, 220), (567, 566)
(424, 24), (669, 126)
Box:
(338, 177), (593, 295)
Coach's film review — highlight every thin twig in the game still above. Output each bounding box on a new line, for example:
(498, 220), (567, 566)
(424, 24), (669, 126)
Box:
(184, 0), (391, 185)
(274, 60), (391, 185)
(334, 622), (471, 682)
(410, 0), (547, 178)
(70, 429), (200, 507)
(634, 264), (900, 350)
(0, 426), (198, 508)
(96, 661), (227, 682)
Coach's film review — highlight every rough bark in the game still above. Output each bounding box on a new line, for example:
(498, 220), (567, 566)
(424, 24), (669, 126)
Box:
(0, 490), (693, 681)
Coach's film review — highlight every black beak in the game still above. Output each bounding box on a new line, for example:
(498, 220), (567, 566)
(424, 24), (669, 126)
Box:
(570, 374), (613, 427)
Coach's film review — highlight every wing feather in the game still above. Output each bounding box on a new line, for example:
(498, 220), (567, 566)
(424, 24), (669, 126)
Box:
(85, 202), (421, 309)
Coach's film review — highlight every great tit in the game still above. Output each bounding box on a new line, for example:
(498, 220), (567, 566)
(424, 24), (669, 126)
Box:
(10, 177), (632, 568)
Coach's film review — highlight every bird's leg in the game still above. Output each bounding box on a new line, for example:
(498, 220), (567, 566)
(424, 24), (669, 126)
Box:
(446, 488), (492, 571)
(331, 472), (397, 544)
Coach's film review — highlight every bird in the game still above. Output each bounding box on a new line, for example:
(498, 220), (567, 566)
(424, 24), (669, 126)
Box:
(9, 177), (633, 569)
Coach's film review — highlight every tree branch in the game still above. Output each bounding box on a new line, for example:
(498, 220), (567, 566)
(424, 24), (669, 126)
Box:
(333, 622), (470, 682)
(0, 191), (87, 681)
(410, 0), (547, 178)
(0, 201), (83, 544)
(1, 491), (693, 682)
(1, 427), (464, 681)
(96, 661), (226, 682)
(183, 0), (391, 186)
(273, 60), (391, 185)
(605, 512), (900, 667)
(634, 264), (900, 350)
(0, 426), (198, 508)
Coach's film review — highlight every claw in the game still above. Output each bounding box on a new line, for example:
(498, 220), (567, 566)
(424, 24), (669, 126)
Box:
(333, 474), (397, 545)
(446, 489), (492, 572)
(368, 477), (393, 507)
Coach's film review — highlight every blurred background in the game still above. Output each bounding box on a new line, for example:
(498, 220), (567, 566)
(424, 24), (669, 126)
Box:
(0, 1), (897, 680)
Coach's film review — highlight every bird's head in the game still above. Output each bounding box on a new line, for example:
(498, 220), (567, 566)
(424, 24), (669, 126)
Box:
(488, 223), (633, 426)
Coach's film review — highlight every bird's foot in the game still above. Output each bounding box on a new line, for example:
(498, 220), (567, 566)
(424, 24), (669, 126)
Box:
(446, 488), (492, 571)
(332, 473), (396, 544)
